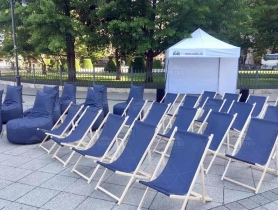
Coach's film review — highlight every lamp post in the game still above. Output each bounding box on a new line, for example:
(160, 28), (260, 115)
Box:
(10, 0), (27, 86)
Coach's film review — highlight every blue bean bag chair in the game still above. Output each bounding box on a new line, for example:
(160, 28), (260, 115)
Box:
(84, 87), (104, 131)
(60, 83), (76, 113)
(113, 85), (144, 116)
(24, 85), (61, 123)
(93, 84), (109, 116)
(6, 90), (56, 144)
(2, 85), (23, 123)
(0, 90), (3, 133)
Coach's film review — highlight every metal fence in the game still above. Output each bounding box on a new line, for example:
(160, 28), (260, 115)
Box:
(1, 67), (278, 90)
(0, 67), (166, 89)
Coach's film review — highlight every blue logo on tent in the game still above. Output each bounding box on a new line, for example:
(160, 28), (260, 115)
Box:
(173, 51), (180, 55)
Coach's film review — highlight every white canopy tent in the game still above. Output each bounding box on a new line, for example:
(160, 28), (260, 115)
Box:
(165, 28), (240, 95)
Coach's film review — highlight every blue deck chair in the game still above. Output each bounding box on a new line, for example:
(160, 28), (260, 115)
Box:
(182, 95), (200, 108)
(95, 121), (161, 205)
(60, 83), (76, 113)
(137, 129), (213, 210)
(198, 90), (217, 108)
(51, 107), (102, 166)
(221, 93), (241, 113)
(71, 113), (128, 183)
(161, 92), (180, 114)
(198, 111), (237, 174)
(38, 103), (84, 154)
(263, 105), (278, 121)
(222, 118), (278, 194)
(122, 98), (147, 127)
(153, 107), (202, 154)
(246, 95), (268, 117)
(142, 102), (171, 127)
(196, 98), (226, 123)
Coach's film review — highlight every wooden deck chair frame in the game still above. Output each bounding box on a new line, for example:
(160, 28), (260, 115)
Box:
(197, 112), (238, 174)
(122, 98), (148, 128)
(275, 98), (278, 106)
(138, 128), (213, 210)
(95, 123), (163, 205)
(39, 102), (84, 154)
(52, 108), (102, 167)
(71, 114), (129, 183)
(246, 95), (269, 118)
(153, 107), (203, 155)
(221, 116), (278, 194)
(225, 101), (256, 150)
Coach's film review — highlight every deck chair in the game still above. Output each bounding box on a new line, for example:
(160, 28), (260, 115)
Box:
(196, 98), (226, 123)
(182, 95), (200, 108)
(153, 107), (202, 154)
(221, 117), (278, 194)
(137, 129), (213, 210)
(38, 103), (84, 154)
(142, 102), (171, 127)
(275, 98), (278, 106)
(121, 98), (147, 127)
(160, 92), (180, 114)
(198, 90), (217, 108)
(71, 113), (128, 183)
(246, 95), (268, 117)
(221, 93), (241, 113)
(197, 111), (237, 174)
(95, 121), (161, 205)
(263, 104), (278, 121)
(51, 108), (102, 166)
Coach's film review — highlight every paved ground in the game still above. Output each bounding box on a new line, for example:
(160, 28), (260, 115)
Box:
(0, 84), (278, 210)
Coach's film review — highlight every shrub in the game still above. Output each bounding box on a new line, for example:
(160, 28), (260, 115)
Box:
(75, 59), (80, 70)
(104, 57), (117, 72)
(129, 56), (146, 73)
(82, 58), (93, 69)
(153, 59), (162, 69)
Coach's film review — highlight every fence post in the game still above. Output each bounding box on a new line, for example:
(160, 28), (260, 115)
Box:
(59, 65), (63, 86)
(131, 66), (133, 85)
(255, 68), (259, 88)
(93, 65), (96, 85)
(33, 63), (35, 85)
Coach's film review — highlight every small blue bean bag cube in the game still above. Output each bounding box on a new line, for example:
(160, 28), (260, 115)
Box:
(1, 85), (23, 123)
(113, 85), (144, 116)
(6, 90), (56, 144)
(60, 83), (76, 113)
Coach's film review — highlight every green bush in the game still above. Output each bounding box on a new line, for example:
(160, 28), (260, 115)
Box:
(75, 59), (80, 70)
(129, 56), (146, 73)
(81, 58), (93, 69)
(153, 59), (162, 69)
(104, 57), (117, 72)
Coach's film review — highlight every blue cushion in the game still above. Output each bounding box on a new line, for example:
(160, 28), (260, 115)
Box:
(30, 91), (57, 118)
(43, 86), (61, 122)
(60, 83), (76, 113)
(113, 102), (127, 116)
(94, 84), (109, 116)
(2, 85), (23, 123)
(84, 88), (103, 111)
(127, 85), (144, 102)
(0, 90), (3, 132)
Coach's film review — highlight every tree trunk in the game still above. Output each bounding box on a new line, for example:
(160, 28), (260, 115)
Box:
(66, 32), (76, 82)
(115, 48), (121, 80)
(42, 63), (47, 75)
(145, 50), (154, 83)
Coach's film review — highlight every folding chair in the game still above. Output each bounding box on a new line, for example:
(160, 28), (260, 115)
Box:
(38, 103), (84, 154)
(160, 92), (180, 114)
(95, 121), (162, 205)
(198, 90), (217, 107)
(196, 98), (226, 123)
(221, 93), (241, 113)
(197, 111), (237, 174)
(142, 102), (171, 127)
(246, 95), (268, 117)
(181, 95), (200, 108)
(153, 107), (202, 154)
(121, 98), (147, 127)
(263, 104), (278, 121)
(71, 113), (128, 183)
(221, 117), (278, 194)
(51, 107), (102, 166)
(137, 129), (213, 210)
(226, 101), (255, 148)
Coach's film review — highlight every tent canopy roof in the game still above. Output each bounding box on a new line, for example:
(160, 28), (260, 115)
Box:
(166, 28), (240, 58)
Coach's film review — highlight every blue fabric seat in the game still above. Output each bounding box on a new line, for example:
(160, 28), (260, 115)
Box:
(198, 91), (217, 107)
(138, 131), (211, 209)
(143, 102), (169, 126)
(60, 83), (76, 113)
(263, 105), (278, 121)
(221, 93), (240, 113)
(197, 98), (225, 122)
(113, 85), (144, 116)
(1, 85), (23, 123)
(123, 99), (145, 126)
(246, 95), (268, 117)
(0, 90), (4, 133)
(6, 91), (56, 144)
(182, 95), (199, 108)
